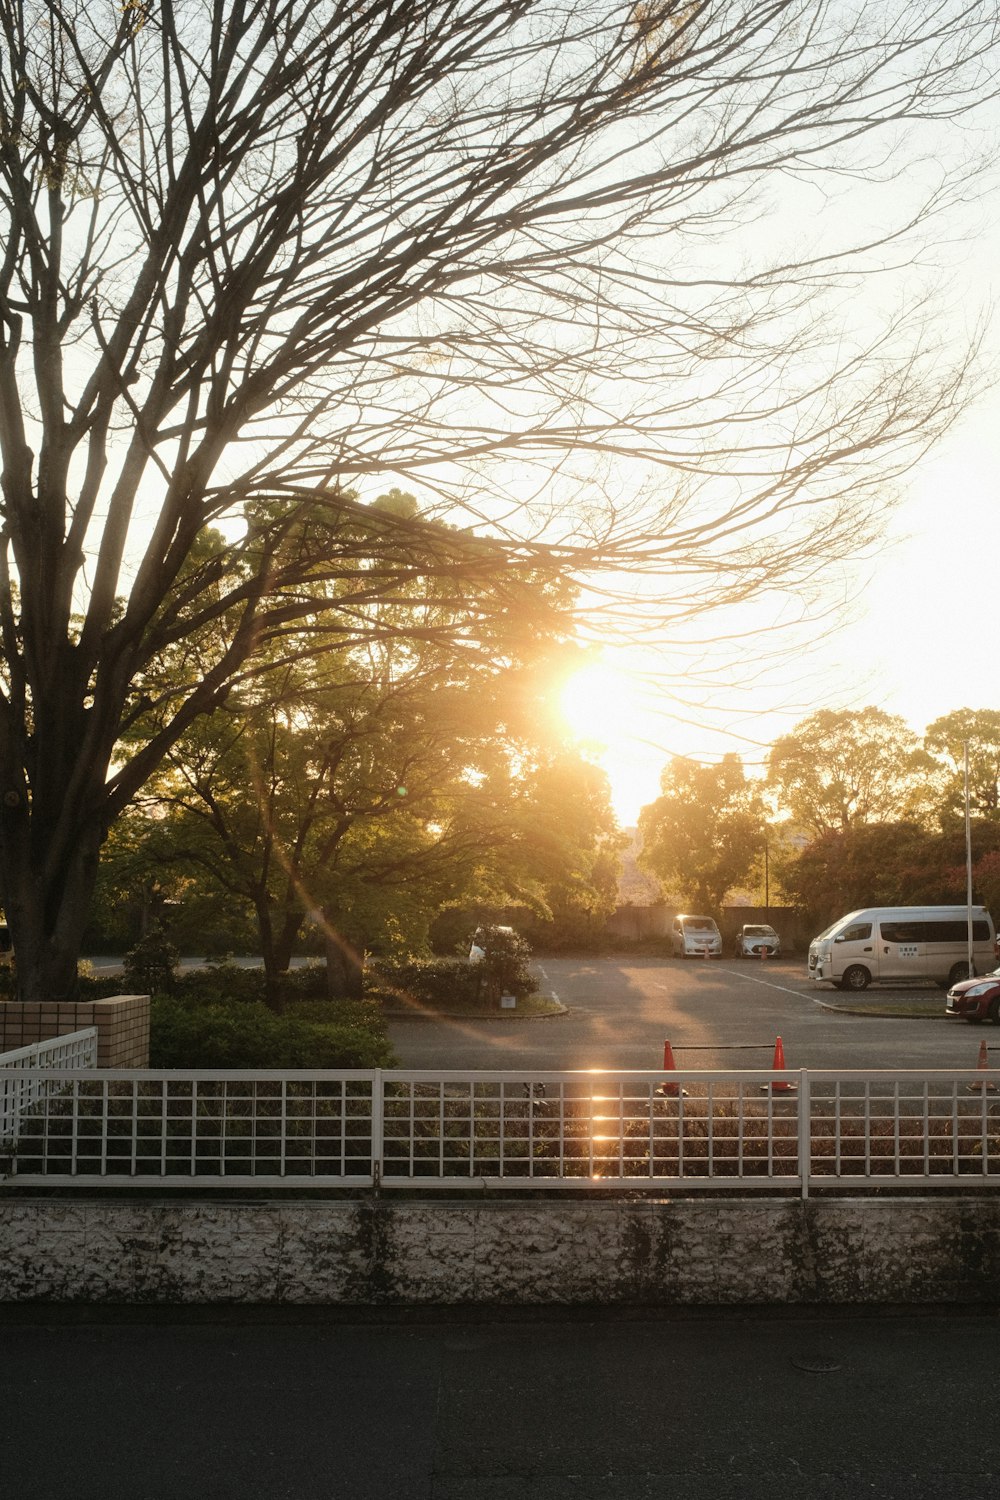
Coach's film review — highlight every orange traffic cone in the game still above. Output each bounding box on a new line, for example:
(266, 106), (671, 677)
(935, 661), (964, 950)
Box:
(968, 1038), (997, 1093)
(657, 1039), (687, 1098)
(760, 945), (768, 961)
(763, 1034), (795, 1094)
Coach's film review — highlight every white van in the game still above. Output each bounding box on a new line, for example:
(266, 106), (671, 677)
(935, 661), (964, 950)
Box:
(670, 914), (722, 959)
(808, 906), (996, 992)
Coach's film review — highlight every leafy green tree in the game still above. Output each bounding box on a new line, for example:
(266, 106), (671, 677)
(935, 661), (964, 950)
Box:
(924, 710), (1000, 823)
(133, 539), (604, 1007)
(0, 0), (994, 1001)
(452, 752), (623, 949)
(638, 754), (765, 911)
(767, 709), (937, 837)
(781, 821), (1000, 932)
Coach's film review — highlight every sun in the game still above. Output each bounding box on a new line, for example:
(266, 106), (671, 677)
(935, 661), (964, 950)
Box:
(559, 662), (643, 746)
(557, 659), (668, 824)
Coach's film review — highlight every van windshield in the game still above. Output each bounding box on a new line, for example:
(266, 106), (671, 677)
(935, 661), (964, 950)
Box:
(682, 917), (716, 930)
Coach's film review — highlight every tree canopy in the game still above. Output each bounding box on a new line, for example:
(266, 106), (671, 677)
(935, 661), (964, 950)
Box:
(767, 708), (938, 836)
(780, 821), (1000, 932)
(638, 753), (765, 911)
(0, 0), (996, 997)
(925, 710), (1000, 823)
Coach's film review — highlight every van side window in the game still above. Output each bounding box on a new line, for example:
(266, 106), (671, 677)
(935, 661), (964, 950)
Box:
(841, 922), (872, 941)
(880, 921), (920, 943)
(879, 918), (993, 944)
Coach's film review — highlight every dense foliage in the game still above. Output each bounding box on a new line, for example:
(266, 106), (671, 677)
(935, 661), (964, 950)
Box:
(146, 965), (393, 1068)
(150, 996), (394, 1069)
(639, 754), (765, 910)
(639, 705), (1000, 924)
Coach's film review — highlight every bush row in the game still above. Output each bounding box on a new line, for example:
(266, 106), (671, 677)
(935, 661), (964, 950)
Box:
(149, 992), (394, 1069)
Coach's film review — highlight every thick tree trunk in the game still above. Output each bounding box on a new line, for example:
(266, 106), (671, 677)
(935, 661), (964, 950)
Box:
(0, 802), (103, 1003)
(254, 902), (286, 1015)
(255, 901), (309, 1015)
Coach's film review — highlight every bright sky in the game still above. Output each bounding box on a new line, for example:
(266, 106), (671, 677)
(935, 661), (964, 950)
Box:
(561, 389), (1000, 828)
(555, 75), (1000, 832)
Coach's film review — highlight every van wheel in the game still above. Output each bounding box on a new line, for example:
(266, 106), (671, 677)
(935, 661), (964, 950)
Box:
(840, 965), (870, 992)
(948, 961), (974, 987)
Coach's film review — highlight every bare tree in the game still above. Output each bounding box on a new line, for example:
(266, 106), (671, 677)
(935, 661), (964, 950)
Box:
(0, 0), (996, 998)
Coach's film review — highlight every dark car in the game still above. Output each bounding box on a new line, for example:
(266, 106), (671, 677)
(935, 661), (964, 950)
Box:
(733, 923), (781, 959)
(945, 967), (1000, 1023)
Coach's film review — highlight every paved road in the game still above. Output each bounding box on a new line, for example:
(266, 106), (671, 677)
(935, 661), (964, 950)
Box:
(388, 955), (996, 1072)
(3, 1305), (1000, 1499)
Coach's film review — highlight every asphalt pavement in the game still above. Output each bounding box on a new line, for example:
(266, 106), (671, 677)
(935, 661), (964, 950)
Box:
(3, 1304), (999, 1498)
(385, 955), (993, 1072)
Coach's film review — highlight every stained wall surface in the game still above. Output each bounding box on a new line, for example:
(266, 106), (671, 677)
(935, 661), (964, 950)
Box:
(2, 1195), (999, 1304)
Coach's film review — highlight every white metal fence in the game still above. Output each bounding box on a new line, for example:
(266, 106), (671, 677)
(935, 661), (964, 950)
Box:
(0, 1029), (98, 1148)
(4, 1064), (1000, 1195)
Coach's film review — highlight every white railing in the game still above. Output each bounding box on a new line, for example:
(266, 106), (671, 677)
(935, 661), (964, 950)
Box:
(0, 1029), (98, 1148)
(3, 1066), (1000, 1195)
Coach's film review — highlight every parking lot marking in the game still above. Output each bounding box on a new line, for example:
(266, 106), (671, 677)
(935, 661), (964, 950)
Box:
(717, 964), (821, 1003)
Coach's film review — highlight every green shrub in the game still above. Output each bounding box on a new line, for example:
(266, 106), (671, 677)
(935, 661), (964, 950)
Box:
(471, 926), (536, 1001)
(171, 962), (267, 1006)
(150, 993), (394, 1068)
(278, 963), (333, 1001)
(162, 961), (331, 1007)
(78, 972), (137, 1000)
(123, 925), (180, 995)
(367, 954), (482, 1008)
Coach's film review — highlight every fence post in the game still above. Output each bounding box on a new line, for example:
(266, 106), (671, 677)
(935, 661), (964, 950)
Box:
(798, 1070), (811, 1200)
(370, 1069), (383, 1190)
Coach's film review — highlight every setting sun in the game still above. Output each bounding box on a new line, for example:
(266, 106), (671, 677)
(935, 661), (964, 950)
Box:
(559, 663), (643, 746)
(557, 658), (672, 826)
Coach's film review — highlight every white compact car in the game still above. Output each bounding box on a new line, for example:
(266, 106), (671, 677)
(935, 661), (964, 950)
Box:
(733, 923), (781, 959)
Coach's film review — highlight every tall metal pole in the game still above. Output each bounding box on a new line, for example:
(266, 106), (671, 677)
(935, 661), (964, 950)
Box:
(965, 740), (975, 976)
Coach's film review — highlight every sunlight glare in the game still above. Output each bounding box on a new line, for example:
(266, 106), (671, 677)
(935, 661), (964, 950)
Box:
(560, 663), (642, 747)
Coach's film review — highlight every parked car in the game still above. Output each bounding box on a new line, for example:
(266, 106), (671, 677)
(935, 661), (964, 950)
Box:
(945, 967), (1000, 1023)
(468, 925), (516, 962)
(733, 923), (781, 959)
(670, 914), (722, 958)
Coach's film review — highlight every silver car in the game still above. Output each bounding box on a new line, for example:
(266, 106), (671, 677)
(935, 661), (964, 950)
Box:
(734, 923), (781, 959)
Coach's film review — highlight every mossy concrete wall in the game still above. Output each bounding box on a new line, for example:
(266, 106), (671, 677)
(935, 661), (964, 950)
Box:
(3, 1195), (1000, 1305)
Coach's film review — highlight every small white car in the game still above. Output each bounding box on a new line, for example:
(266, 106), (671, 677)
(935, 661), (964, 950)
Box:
(734, 923), (781, 959)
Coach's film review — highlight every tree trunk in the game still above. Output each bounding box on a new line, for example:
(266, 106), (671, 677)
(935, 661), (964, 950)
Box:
(254, 900), (286, 1015)
(324, 931), (363, 1000)
(0, 799), (103, 1003)
(255, 900), (310, 1014)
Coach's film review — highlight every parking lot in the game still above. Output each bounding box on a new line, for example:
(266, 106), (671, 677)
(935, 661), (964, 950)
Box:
(387, 954), (995, 1072)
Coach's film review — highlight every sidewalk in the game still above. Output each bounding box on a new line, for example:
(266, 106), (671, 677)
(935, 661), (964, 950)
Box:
(3, 1303), (998, 1498)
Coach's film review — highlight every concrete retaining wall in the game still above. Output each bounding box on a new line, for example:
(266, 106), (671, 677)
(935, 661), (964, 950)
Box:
(3, 1194), (1000, 1305)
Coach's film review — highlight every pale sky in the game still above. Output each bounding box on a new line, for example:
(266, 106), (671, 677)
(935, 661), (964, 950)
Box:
(564, 390), (1000, 828)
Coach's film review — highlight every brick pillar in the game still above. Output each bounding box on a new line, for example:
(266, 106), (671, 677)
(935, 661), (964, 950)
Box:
(0, 995), (150, 1067)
